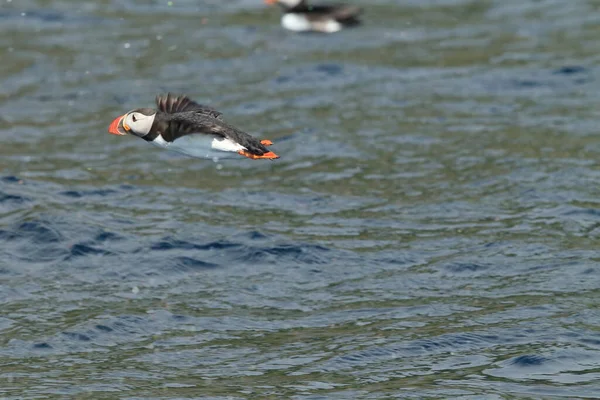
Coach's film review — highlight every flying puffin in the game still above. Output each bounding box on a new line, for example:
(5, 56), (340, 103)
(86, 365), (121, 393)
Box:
(265, 0), (362, 33)
(108, 94), (279, 160)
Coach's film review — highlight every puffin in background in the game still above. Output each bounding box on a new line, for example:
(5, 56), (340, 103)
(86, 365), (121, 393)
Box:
(108, 94), (279, 160)
(265, 0), (362, 33)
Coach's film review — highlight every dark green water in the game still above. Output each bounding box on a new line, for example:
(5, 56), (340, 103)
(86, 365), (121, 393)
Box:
(2, 0), (600, 398)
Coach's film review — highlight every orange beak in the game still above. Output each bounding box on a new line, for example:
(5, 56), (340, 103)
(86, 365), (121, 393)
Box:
(108, 115), (127, 135)
(264, 0), (278, 4)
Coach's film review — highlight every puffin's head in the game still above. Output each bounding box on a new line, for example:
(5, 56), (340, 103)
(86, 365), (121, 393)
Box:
(265, 0), (303, 8)
(108, 108), (156, 138)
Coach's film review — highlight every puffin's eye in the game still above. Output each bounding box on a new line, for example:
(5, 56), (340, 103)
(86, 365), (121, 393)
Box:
(132, 114), (138, 122)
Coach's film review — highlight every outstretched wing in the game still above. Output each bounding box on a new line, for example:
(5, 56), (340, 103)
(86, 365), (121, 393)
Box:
(155, 93), (223, 120)
(329, 5), (362, 21)
(161, 111), (271, 156)
(301, 4), (362, 22)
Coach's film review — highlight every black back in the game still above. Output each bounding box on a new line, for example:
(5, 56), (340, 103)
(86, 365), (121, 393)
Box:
(284, 1), (362, 23)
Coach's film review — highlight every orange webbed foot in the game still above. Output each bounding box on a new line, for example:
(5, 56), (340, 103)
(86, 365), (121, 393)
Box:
(238, 150), (280, 160)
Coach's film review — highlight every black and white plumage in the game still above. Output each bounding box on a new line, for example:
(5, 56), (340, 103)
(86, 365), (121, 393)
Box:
(265, 0), (362, 33)
(108, 94), (279, 160)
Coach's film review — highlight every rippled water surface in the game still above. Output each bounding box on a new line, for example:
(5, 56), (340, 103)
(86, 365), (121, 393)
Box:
(3, 0), (600, 398)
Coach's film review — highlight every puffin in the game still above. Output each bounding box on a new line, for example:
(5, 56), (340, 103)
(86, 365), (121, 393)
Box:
(108, 94), (279, 160)
(265, 0), (362, 33)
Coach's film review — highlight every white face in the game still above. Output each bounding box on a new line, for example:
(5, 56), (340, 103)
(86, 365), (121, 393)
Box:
(122, 111), (155, 137)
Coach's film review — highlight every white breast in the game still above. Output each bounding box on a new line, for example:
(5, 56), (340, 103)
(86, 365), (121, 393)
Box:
(281, 13), (342, 33)
(281, 13), (312, 32)
(151, 135), (246, 160)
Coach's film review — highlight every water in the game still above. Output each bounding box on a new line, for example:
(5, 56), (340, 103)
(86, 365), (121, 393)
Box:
(2, 0), (600, 398)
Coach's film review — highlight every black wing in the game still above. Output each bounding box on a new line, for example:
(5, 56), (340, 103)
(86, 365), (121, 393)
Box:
(329, 5), (362, 21)
(300, 4), (362, 22)
(156, 93), (223, 120)
(161, 111), (271, 156)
